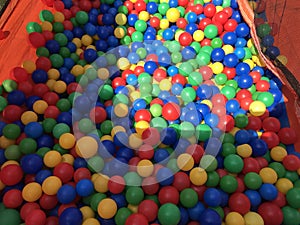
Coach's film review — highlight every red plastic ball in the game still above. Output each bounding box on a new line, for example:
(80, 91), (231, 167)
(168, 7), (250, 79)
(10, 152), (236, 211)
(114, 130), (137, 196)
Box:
(138, 144), (155, 159)
(162, 102), (181, 121)
(0, 164), (23, 185)
(53, 1), (64, 11)
(63, 20), (73, 30)
(186, 144), (204, 164)
(142, 176), (159, 195)
(224, 19), (238, 31)
(28, 32), (46, 48)
(261, 131), (280, 149)
(18, 81), (34, 96)
(178, 0), (189, 7)
(218, 114), (235, 132)
(112, 77), (126, 89)
(242, 157), (261, 174)
(43, 92), (59, 105)
(179, 32), (193, 47)
(249, 71), (261, 83)
(223, 7), (233, 17)
(256, 80), (270, 91)
(21, 203), (41, 221)
(146, 54), (158, 63)
(223, 67), (236, 79)
(245, 116), (262, 130)
(158, 186), (180, 205)
(141, 127), (160, 146)
(108, 175), (125, 194)
(63, 10), (72, 20)
(201, 38), (211, 46)
(271, 191), (287, 208)
(36, 57), (52, 71)
(176, 18), (188, 29)
(172, 74), (187, 86)
(150, 17), (160, 28)
(39, 194), (58, 210)
(73, 168), (91, 183)
(33, 83), (50, 97)
(153, 68), (167, 82)
(125, 213), (148, 225)
(134, 109), (152, 123)
(44, 106), (60, 119)
(278, 127), (297, 145)
(124, 1), (134, 12)
(228, 193), (251, 215)
(78, 0), (92, 11)
(256, 157), (269, 169)
(194, 4), (203, 14)
(211, 93), (227, 105)
(2, 105), (23, 122)
(236, 177), (246, 193)
(172, 172), (191, 191)
(240, 97), (253, 111)
(134, 66), (144, 76)
(236, 89), (252, 100)
(191, 185), (207, 201)
(150, 98), (164, 106)
(187, 222), (200, 225)
(42, 31), (54, 41)
(203, 3), (216, 18)
(25, 209), (47, 225)
(262, 117), (280, 132)
(53, 163), (74, 183)
(67, 82), (82, 94)
(257, 203), (283, 225)
(282, 155), (300, 171)
(3, 189), (23, 208)
(90, 106), (107, 124)
(45, 216), (59, 225)
(11, 67), (28, 82)
(138, 200), (158, 222)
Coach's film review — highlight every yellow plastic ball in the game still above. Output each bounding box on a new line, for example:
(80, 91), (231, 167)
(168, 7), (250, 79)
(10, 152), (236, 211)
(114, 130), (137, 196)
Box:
(75, 136), (98, 158)
(91, 174), (100, 183)
(128, 133), (143, 149)
(243, 59), (255, 70)
(82, 218), (100, 225)
(47, 68), (60, 80)
(86, 45), (96, 50)
(0, 180), (5, 191)
(259, 167), (278, 184)
(115, 13), (127, 25)
(175, 30), (184, 41)
(137, 159), (154, 177)
(138, 11), (150, 21)
(211, 62), (224, 74)
(117, 57), (131, 70)
(1, 160), (19, 169)
(130, 0), (137, 3)
(46, 79), (56, 90)
(61, 154), (74, 165)
(76, 48), (84, 56)
(22, 182), (42, 202)
(97, 198), (117, 219)
(94, 174), (109, 193)
(190, 167), (207, 186)
(100, 135), (113, 142)
(98, 68), (110, 80)
(130, 91), (141, 102)
(275, 178), (293, 194)
(160, 19), (170, 30)
(236, 144), (252, 158)
(53, 12), (65, 22)
(277, 55), (288, 65)
(22, 60), (36, 74)
(244, 212), (264, 225)
(80, 206), (95, 221)
(41, 21), (53, 31)
(249, 101), (266, 116)
(53, 80), (67, 94)
(21, 111), (38, 125)
(59, 133), (76, 149)
(225, 212), (245, 225)
(42, 176), (62, 195)
(159, 79), (172, 91)
(270, 146), (287, 161)
(114, 27), (126, 39)
(71, 65), (84, 77)
(111, 126), (126, 138)
(222, 45), (234, 54)
(166, 8), (180, 23)
(114, 103), (128, 118)
(177, 153), (194, 171)
(44, 150), (62, 168)
(216, 6), (223, 12)
(127, 204), (138, 213)
(201, 100), (213, 110)
(135, 120), (150, 136)
(247, 39), (254, 49)
(193, 30), (204, 42)
(0, 137), (15, 149)
(33, 100), (48, 114)
(81, 35), (93, 46)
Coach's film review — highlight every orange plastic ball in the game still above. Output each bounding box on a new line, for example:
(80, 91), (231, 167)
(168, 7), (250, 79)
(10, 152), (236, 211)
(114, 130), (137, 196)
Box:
(22, 182), (42, 202)
(59, 133), (76, 149)
(97, 198), (117, 219)
(21, 111), (38, 125)
(75, 136), (98, 158)
(137, 159), (154, 177)
(43, 150), (62, 168)
(33, 100), (48, 114)
(177, 153), (194, 171)
(94, 174), (109, 193)
(42, 176), (62, 195)
(53, 80), (67, 94)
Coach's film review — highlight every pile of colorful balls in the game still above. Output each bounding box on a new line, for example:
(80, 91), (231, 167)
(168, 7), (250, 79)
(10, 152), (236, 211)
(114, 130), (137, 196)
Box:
(0, 0), (299, 225)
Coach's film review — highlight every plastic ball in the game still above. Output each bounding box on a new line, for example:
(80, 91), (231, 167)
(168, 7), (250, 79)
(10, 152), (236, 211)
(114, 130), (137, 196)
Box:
(258, 203), (283, 225)
(225, 212), (245, 225)
(138, 199), (158, 222)
(278, 127), (297, 145)
(158, 203), (181, 225)
(57, 184), (76, 204)
(0, 209), (21, 225)
(59, 207), (83, 225)
(0, 164), (23, 185)
(125, 213), (148, 225)
(3, 189), (23, 208)
(249, 101), (266, 116)
(199, 208), (222, 225)
(97, 198), (117, 219)
(229, 193), (251, 215)
(22, 182), (43, 202)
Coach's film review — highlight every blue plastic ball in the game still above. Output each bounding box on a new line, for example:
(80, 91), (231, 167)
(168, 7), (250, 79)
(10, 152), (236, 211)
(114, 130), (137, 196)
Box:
(223, 32), (237, 45)
(211, 48), (225, 62)
(144, 61), (158, 74)
(76, 179), (94, 197)
(46, 40), (60, 54)
(156, 167), (174, 186)
(35, 169), (52, 184)
(84, 49), (98, 63)
(57, 184), (77, 204)
(32, 69), (48, 84)
(160, 127), (178, 145)
(237, 75), (253, 89)
(181, 46), (196, 61)
(7, 90), (26, 106)
(204, 113), (219, 128)
(24, 122), (43, 139)
(59, 207), (83, 225)
(223, 53), (239, 68)
(204, 188), (222, 207)
(259, 183), (278, 201)
(236, 22), (250, 37)
(236, 62), (250, 76)
(250, 139), (268, 157)
(226, 99), (240, 113)
(163, 28), (175, 41)
(188, 202), (205, 221)
(199, 208), (222, 225)
(235, 129), (250, 144)
(244, 190), (262, 208)
(21, 154), (43, 174)
(196, 84), (213, 99)
(154, 148), (170, 164)
(146, 2), (158, 14)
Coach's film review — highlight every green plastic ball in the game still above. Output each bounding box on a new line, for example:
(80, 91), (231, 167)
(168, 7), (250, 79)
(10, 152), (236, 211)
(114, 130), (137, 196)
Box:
(200, 155), (218, 172)
(0, 96), (8, 112)
(195, 124), (212, 141)
(19, 138), (37, 154)
(75, 11), (89, 25)
(87, 156), (105, 173)
(206, 171), (220, 187)
(99, 84), (114, 101)
(2, 79), (17, 92)
(224, 154), (244, 173)
(204, 24), (218, 39)
(180, 188), (198, 208)
(220, 175), (238, 193)
(78, 118), (95, 134)
(115, 207), (132, 225)
(4, 145), (22, 160)
(188, 71), (203, 86)
(124, 172), (142, 187)
(3, 124), (21, 139)
(53, 123), (70, 139)
(234, 114), (249, 128)
(181, 87), (196, 102)
(282, 206), (300, 225)
(125, 187), (144, 205)
(244, 172), (262, 190)
(49, 54), (64, 68)
(90, 193), (107, 212)
(0, 209), (21, 225)
(39, 10), (54, 22)
(158, 203), (181, 225)
(269, 162), (286, 178)
(221, 86), (236, 99)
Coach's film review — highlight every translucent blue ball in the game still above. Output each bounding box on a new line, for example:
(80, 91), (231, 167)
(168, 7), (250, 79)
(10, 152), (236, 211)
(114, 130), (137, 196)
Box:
(204, 113), (219, 128)
(57, 184), (77, 204)
(59, 207), (83, 225)
(128, 52), (140, 64)
(181, 46), (196, 60)
(158, 52), (172, 67)
(154, 148), (170, 164)
(184, 110), (203, 126)
(156, 167), (174, 186)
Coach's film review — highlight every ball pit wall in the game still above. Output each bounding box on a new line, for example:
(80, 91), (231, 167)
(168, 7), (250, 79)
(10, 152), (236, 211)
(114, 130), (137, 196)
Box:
(0, 0), (299, 150)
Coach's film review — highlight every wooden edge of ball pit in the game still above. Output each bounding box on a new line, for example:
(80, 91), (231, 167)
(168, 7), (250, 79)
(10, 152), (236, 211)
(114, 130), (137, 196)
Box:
(0, 0), (299, 150)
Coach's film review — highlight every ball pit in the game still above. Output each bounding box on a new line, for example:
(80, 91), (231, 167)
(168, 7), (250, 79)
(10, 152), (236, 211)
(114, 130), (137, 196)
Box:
(0, 0), (300, 225)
